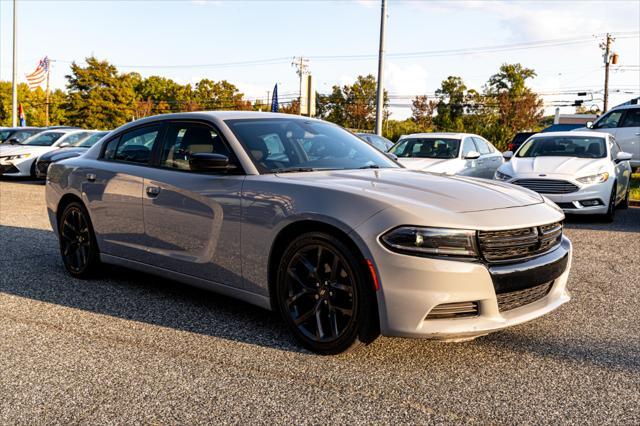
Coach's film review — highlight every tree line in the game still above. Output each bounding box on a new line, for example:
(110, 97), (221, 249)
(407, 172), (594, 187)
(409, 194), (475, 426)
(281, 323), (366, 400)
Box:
(0, 56), (547, 150)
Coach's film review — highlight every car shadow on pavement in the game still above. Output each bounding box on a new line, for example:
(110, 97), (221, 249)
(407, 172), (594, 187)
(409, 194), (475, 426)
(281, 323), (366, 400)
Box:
(0, 225), (306, 354)
(563, 207), (640, 233)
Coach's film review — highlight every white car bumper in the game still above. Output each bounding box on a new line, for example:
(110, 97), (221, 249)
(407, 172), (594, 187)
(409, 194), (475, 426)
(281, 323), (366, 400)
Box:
(518, 180), (613, 215)
(0, 156), (35, 177)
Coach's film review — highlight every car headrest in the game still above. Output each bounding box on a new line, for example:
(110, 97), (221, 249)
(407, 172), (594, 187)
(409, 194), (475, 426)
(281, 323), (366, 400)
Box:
(246, 138), (269, 162)
(180, 127), (214, 153)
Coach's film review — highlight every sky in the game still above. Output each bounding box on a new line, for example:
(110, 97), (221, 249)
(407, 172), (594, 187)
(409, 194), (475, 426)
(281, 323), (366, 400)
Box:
(0, 0), (638, 119)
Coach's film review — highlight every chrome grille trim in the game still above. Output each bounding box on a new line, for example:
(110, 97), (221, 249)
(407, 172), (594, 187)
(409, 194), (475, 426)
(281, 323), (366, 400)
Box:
(426, 301), (479, 320)
(478, 221), (563, 263)
(512, 179), (579, 194)
(496, 281), (553, 312)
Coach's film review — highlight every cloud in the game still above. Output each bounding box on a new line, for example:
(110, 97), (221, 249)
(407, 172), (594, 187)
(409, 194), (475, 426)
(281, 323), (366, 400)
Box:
(354, 0), (377, 9)
(384, 62), (428, 96)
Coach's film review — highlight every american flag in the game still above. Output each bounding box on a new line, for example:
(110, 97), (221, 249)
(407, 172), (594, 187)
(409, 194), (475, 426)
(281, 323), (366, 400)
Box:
(26, 56), (50, 90)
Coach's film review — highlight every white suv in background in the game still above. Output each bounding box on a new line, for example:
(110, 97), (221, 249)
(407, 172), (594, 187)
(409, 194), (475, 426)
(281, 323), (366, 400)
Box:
(584, 104), (640, 168)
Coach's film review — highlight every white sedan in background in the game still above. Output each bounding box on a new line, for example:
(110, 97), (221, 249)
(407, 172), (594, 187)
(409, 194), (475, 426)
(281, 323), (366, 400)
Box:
(389, 133), (503, 178)
(0, 129), (93, 177)
(496, 131), (633, 221)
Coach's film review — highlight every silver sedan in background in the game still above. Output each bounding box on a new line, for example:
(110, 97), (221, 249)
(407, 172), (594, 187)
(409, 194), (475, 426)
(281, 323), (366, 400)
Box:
(46, 112), (571, 354)
(390, 132), (503, 178)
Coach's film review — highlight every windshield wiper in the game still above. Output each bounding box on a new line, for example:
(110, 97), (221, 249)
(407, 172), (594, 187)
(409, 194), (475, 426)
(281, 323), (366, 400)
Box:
(272, 167), (320, 173)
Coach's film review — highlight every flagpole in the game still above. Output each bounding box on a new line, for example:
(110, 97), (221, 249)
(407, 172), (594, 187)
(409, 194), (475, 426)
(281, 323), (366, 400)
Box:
(11, 0), (18, 127)
(45, 63), (50, 126)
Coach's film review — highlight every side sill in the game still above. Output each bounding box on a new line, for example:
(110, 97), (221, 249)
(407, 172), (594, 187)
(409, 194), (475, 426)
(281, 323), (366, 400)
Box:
(100, 253), (273, 311)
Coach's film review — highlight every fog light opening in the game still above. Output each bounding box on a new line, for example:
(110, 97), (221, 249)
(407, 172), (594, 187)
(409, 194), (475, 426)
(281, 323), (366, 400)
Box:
(579, 199), (603, 207)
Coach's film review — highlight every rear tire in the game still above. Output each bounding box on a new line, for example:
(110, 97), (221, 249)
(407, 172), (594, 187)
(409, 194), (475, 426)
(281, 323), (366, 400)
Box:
(276, 232), (379, 354)
(58, 202), (101, 278)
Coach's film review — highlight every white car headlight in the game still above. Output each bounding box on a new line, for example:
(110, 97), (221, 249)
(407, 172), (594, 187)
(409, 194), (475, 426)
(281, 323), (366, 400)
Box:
(381, 227), (478, 258)
(0, 153), (31, 161)
(576, 172), (609, 184)
(495, 170), (512, 181)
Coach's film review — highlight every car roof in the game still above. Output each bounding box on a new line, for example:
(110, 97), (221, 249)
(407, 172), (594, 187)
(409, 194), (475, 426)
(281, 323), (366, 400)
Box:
(35, 128), (87, 136)
(609, 104), (639, 111)
(530, 131), (607, 138)
(400, 132), (477, 139)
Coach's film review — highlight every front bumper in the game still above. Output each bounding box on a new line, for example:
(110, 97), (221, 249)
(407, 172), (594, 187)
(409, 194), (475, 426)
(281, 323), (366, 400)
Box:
(0, 157), (34, 177)
(538, 182), (612, 214)
(373, 236), (572, 339)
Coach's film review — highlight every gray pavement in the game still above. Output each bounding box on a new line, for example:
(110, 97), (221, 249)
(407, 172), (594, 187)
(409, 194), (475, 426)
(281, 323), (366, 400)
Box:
(0, 179), (639, 424)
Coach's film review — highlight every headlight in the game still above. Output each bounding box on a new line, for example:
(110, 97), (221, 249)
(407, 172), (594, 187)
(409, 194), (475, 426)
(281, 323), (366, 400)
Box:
(576, 172), (608, 184)
(381, 227), (478, 258)
(495, 170), (512, 181)
(5, 153), (31, 160)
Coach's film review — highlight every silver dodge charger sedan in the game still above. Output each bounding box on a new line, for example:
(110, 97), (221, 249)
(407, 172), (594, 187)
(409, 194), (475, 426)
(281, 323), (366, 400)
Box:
(46, 112), (572, 354)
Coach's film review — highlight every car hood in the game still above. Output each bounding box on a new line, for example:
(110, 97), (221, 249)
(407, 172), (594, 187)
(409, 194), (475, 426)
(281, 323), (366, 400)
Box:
(397, 157), (454, 171)
(0, 145), (54, 156)
(508, 156), (607, 177)
(40, 147), (87, 162)
(276, 168), (543, 213)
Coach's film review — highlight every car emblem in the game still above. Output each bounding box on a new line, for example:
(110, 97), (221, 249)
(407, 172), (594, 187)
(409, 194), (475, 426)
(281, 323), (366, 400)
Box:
(539, 174), (546, 177)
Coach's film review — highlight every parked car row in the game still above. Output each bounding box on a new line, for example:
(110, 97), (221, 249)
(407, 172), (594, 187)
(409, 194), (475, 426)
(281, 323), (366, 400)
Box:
(0, 127), (109, 178)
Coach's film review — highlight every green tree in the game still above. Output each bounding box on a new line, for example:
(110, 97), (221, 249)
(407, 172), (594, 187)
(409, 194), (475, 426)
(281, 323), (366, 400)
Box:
(65, 56), (137, 129)
(482, 63), (544, 150)
(433, 76), (468, 131)
(411, 95), (437, 131)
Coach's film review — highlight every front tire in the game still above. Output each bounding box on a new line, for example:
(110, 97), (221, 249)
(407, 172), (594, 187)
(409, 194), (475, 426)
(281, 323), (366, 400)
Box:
(619, 184), (630, 210)
(58, 202), (101, 278)
(602, 183), (617, 223)
(276, 232), (379, 354)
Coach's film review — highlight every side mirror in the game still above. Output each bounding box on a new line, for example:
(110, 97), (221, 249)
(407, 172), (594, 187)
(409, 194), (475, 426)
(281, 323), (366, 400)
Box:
(586, 121), (594, 129)
(464, 151), (481, 160)
(615, 152), (633, 163)
(7, 138), (20, 144)
(189, 153), (235, 172)
(385, 152), (398, 161)
(502, 151), (514, 159)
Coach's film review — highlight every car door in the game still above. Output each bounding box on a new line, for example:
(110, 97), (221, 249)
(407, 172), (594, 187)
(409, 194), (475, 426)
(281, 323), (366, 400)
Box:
(615, 107), (640, 164)
(473, 137), (502, 178)
(83, 124), (162, 263)
(460, 137), (481, 177)
(141, 120), (244, 289)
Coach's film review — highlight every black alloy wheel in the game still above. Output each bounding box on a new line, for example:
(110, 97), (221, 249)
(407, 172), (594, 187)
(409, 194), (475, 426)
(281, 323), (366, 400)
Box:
(277, 233), (379, 354)
(59, 202), (100, 278)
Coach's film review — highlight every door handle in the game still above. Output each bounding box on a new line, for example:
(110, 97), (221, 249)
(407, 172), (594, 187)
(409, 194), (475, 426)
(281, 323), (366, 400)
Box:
(86, 173), (96, 182)
(146, 186), (161, 197)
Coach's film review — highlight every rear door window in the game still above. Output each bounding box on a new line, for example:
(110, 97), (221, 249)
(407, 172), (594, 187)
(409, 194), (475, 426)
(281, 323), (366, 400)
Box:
(620, 108), (640, 128)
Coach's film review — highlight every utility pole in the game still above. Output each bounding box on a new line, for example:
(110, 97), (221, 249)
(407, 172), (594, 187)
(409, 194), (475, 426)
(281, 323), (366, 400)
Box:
(292, 57), (309, 115)
(601, 33), (614, 113)
(11, 0), (18, 127)
(374, 0), (387, 136)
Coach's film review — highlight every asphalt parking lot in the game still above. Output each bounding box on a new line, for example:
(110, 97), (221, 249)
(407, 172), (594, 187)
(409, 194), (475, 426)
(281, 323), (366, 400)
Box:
(1, 179), (639, 424)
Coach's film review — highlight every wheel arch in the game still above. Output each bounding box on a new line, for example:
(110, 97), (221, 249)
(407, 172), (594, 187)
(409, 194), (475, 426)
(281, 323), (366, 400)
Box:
(267, 219), (378, 313)
(56, 193), (86, 227)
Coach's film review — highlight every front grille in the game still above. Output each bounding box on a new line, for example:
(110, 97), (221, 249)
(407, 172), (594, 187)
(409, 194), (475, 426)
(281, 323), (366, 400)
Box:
(0, 164), (19, 174)
(512, 179), (579, 194)
(497, 281), (553, 312)
(426, 301), (479, 320)
(478, 221), (563, 263)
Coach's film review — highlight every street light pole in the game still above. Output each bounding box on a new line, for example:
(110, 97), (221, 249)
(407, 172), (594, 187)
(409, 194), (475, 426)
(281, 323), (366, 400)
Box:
(374, 0), (387, 136)
(11, 0), (18, 127)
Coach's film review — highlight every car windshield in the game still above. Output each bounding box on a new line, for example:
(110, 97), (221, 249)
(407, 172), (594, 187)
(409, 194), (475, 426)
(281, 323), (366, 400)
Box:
(74, 132), (108, 147)
(225, 118), (398, 173)
(390, 138), (460, 159)
(20, 132), (64, 146)
(517, 136), (607, 158)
